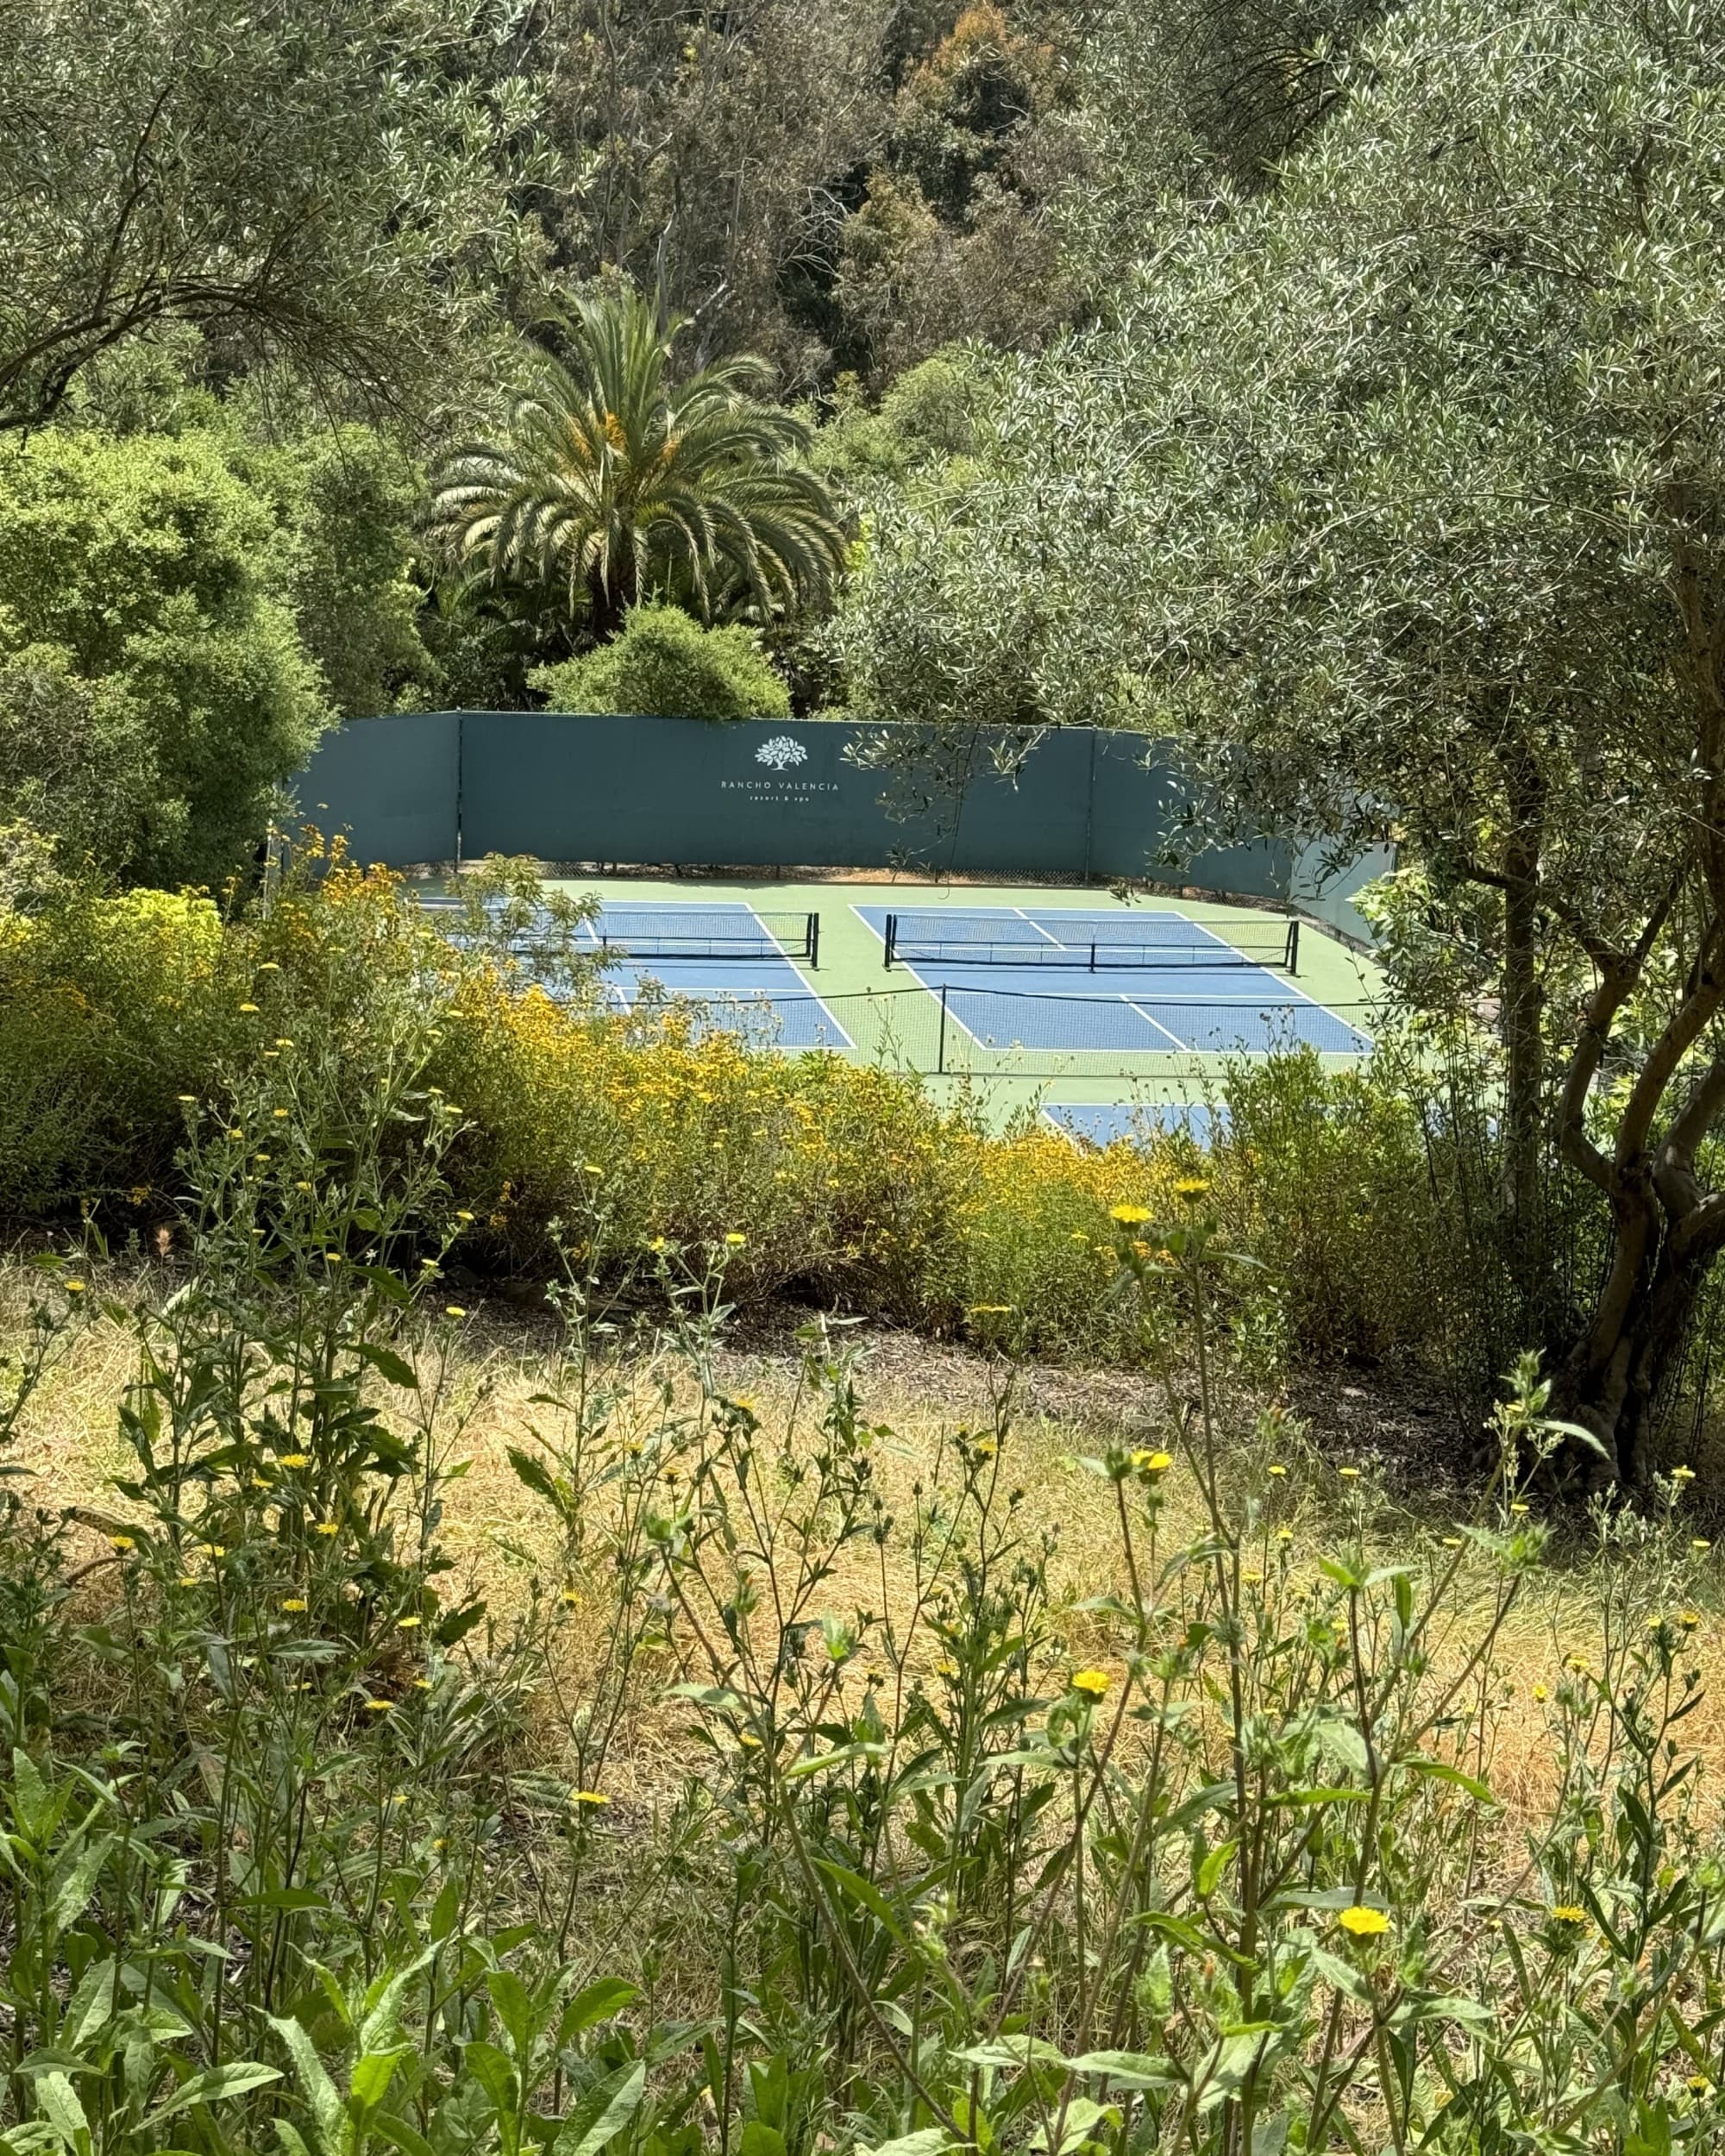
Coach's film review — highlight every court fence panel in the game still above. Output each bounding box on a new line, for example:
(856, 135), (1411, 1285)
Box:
(290, 710), (1377, 917)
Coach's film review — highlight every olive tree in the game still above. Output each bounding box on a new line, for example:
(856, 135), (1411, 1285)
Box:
(831, 0), (1725, 1477)
(0, 0), (554, 433)
(1123, 0), (1725, 1476)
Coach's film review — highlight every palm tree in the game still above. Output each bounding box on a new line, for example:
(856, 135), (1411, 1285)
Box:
(430, 288), (847, 641)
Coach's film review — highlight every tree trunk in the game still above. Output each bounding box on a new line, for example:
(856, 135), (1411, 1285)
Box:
(1561, 1194), (1721, 1484)
(1500, 848), (1545, 1292)
(1555, 928), (1725, 1483)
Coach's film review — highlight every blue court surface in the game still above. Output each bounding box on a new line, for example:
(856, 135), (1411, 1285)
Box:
(1045, 1103), (1221, 1149)
(856, 906), (1368, 1056)
(423, 898), (851, 1050)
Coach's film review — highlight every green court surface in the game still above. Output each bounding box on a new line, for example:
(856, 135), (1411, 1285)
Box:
(506, 870), (1385, 1138)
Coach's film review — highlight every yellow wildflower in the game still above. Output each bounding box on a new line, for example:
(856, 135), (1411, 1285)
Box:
(444, 1305), (467, 1319)
(1549, 1904), (1588, 1924)
(280, 1598), (307, 1613)
(1337, 1906), (1390, 1937)
(572, 1789), (610, 1806)
(1070, 1668), (1110, 1700)
(1109, 1204), (1151, 1225)
(108, 1533), (135, 1552)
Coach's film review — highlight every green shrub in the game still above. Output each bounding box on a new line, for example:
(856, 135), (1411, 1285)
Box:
(530, 602), (791, 719)
(0, 427), (332, 885)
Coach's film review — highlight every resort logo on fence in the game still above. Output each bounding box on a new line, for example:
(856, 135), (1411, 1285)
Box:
(755, 736), (808, 770)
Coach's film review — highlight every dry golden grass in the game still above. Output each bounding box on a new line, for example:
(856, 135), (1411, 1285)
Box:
(10, 1269), (1725, 1833)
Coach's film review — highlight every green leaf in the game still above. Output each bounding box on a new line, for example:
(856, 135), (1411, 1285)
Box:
(858, 2134), (949, 2156)
(372, 2118), (436, 2156)
(361, 1344), (420, 1389)
(463, 2038), (518, 2125)
(562, 1978), (639, 2038)
(9, 1749), (50, 1839)
(353, 1265), (412, 1307)
(1195, 1838), (1236, 1898)
(348, 2049), (407, 2114)
(435, 1601), (487, 1648)
(267, 2015), (344, 2140)
(505, 1446), (561, 1506)
(811, 1858), (912, 1946)
(144, 2062), (283, 2127)
(1065, 2053), (1176, 2091)
(487, 1970), (536, 2054)
(32, 2075), (89, 2153)
(1405, 1757), (1496, 1805)
(551, 2059), (646, 2156)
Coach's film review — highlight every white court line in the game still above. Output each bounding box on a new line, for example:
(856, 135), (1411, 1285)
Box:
(747, 906), (855, 1050)
(1122, 996), (1189, 1050)
(1013, 906), (1067, 948)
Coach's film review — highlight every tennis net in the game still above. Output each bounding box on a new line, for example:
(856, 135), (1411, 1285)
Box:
(882, 913), (1297, 974)
(595, 908), (819, 963)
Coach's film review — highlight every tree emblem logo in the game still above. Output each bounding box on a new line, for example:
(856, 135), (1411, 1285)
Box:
(756, 736), (808, 770)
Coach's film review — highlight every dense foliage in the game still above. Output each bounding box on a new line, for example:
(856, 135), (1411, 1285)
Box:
(530, 606), (791, 720)
(0, 415), (432, 884)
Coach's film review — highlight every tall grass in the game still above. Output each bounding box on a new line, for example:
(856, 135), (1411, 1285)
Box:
(4, 1015), (1725, 2154)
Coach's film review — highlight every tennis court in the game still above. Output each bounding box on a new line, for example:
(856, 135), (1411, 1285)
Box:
(1045, 1102), (1222, 1149)
(416, 877), (1380, 1138)
(420, 895), (853, 1049)
(856, 905), (1369, 1056)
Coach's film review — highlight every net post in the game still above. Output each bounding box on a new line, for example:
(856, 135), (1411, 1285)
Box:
(938, 983), (949, 1075)
(1089, 940), (1097, 973)
(808, 912), (819, 968)
(884, 913), (897, 969)
(1286, 919), (1300, 974)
